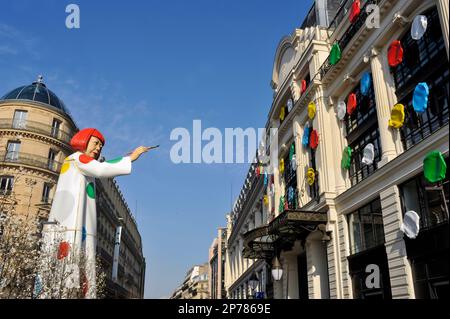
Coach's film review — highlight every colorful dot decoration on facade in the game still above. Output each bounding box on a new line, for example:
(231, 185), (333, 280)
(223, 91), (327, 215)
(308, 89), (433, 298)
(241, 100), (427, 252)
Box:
(347, 93), (357, 116)
(106, 157), (123, 164)
(307, 168), (316, 186)
(349, 0), (361, 24)
(310, 130), (319, 149)
(57, 241), (70, 260)
(279, 196), (285, 213)
(411, 15), (428, 40)
(329, 43), (342, 65)
(341, 146), (353, 170)
(279, 106), (286, 121)
(423, 151), (447, 183)
(308, 101), (316, 120)
(279, 158), (285, 175)
(388, 40), (404, 67)
(360, 72), (372, 96)
(86, 183), (96, 199)
(289, 144), (295, 161)
(388, 104), (405, 128)
(337, 101), (347, 120)
(361, 143), (375, 165)
(301, 80), (307, 94)
(302, 125), (311, 147)
(263, 195), (269, 206)
(413, 82), (429, 113)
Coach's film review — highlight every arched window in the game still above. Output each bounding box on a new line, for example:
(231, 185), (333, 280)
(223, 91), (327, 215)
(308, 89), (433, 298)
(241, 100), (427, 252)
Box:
(391, 6), (449, 150)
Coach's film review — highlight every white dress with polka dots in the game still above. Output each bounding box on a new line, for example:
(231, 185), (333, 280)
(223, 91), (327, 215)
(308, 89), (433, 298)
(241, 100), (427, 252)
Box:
(43, 152), (132, 298)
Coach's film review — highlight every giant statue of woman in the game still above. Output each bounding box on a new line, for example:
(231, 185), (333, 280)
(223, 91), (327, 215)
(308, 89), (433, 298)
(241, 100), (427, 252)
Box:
(42, 128), (151, 298)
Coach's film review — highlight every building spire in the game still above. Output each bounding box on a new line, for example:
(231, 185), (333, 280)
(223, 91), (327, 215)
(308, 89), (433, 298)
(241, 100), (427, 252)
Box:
(36, 74), (44, 84)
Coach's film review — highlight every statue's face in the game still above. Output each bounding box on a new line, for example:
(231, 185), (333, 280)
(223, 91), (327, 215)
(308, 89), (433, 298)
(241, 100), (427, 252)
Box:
(85, 136), (103, 159)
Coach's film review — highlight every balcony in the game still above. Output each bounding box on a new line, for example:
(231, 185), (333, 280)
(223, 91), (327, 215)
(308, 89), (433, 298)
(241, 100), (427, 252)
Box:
(319, 0), (380, 83)
(0, 151), (62, 174)
(243, 209), (328, 259)
(327, 0), (353, 35)
(0, 119), (73, 144)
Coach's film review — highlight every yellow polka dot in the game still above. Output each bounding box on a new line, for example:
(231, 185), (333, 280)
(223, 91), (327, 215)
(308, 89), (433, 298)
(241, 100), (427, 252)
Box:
(60, 162), (70, 174)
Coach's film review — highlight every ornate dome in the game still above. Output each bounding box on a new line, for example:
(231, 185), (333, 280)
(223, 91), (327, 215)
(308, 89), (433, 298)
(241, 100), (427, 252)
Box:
(0, 75), (70, 115)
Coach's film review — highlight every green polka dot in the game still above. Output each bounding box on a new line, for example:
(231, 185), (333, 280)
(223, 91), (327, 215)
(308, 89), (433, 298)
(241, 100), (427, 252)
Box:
(106, 157), (123, 164)
(86, 183), (96, 199)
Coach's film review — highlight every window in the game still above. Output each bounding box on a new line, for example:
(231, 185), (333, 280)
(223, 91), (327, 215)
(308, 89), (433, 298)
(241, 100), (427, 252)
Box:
(47, 149), (57, 171)
(0, 176), (14, 195)
(12, 110), (28, 129)
(348, 198), (385, 255)
(344, 77), (382, 186)
(344, 78), (377, 137)
(392, 7), (449, 150)
(5, 141), (21, 161)
(348, 125), (382, 186)
(283, 142), (298, 210)
(399, 157), (449, 230)
(42, 183), (52, 203)
(51, 119), (61, 138)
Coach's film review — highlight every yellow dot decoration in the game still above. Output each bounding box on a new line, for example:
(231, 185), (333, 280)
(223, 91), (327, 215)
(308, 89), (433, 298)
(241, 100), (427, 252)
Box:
(60, 162), (70, 174)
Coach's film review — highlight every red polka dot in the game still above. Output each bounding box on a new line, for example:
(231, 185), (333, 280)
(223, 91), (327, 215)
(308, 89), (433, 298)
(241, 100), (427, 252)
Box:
(79, 154), (94, 164)
(57, 241), (70, 260)
(81, 272), (89, 297)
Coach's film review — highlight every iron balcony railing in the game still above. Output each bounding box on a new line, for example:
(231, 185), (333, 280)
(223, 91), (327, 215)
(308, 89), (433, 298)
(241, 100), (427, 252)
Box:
(327, 0), (353, 33)
(319, 0), (380, 81)
(0, 151), (62, 173)
(0, 119), (73, 144)
(348, 127), (382, 186)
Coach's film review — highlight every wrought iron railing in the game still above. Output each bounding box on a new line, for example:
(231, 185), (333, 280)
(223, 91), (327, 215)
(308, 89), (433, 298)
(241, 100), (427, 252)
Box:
(0, 151), (62, 173)
(327, 0), (353, 33)
(0, 119), (74, 144)
(348, 127), (382, 186)
(319, 0), (380, 81)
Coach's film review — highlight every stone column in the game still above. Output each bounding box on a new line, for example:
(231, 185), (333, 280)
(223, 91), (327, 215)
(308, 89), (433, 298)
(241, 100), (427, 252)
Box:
(369, 47), (398, 166)
(306, 236), (330, 299)
(283, 253), (299, 299)
(380, 186), (415, 299)
(436, 0), (449, 58)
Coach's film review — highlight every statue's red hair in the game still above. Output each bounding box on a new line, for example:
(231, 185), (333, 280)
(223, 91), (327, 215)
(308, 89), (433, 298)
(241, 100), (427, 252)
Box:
(70, 128), (105, 152)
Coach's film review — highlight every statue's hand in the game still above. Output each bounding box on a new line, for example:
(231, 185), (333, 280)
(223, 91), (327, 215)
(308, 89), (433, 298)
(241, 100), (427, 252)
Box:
(129, 146), (152, 162)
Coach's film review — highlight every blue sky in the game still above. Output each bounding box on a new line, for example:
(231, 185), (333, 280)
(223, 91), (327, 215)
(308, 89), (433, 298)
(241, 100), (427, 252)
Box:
(0, 0), (312, 298)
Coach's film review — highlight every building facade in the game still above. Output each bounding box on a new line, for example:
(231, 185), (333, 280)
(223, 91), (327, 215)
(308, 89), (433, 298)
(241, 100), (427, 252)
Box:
(224, 159), (272, 299)
(0, 77), (146, 298)
(171, 263), (209, 299)
(208, 228), (227, 299)
(226, 0), (448, 299)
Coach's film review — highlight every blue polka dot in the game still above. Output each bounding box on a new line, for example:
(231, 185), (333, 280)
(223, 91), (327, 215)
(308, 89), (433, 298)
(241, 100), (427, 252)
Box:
(82, 226), (87, 242)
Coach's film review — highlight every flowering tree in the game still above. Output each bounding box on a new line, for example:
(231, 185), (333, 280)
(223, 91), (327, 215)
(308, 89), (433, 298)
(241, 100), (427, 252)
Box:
(0, 183), (106, 299)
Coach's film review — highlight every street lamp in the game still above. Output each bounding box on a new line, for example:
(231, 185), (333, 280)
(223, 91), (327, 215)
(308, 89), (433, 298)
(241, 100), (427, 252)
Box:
(271, 257), (283, 281)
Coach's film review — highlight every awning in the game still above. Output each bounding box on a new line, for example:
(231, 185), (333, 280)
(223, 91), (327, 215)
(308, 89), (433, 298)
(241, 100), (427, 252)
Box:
(242, 209), (328, 259)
